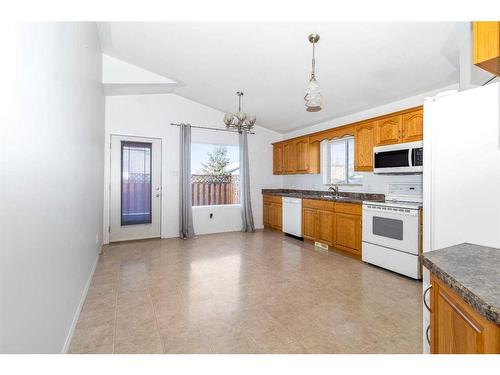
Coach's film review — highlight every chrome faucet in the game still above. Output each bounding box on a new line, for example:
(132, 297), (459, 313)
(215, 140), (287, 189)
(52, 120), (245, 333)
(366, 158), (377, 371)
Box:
(328, 185), (339, 197)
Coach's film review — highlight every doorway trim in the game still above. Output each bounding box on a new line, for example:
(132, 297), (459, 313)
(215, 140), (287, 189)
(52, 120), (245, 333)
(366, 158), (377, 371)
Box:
(104, 133), (163, 244)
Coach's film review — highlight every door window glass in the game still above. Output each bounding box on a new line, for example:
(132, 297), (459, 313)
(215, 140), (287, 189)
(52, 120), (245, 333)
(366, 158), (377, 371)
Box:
(121, 141), (152, 225)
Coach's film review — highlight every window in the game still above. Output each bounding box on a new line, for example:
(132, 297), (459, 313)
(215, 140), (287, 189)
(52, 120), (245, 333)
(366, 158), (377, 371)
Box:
(322, 137), (363, 185)
(191, 143), (240, 206)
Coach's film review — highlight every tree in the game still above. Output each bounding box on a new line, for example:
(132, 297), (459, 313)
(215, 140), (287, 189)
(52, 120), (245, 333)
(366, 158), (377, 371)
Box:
(201, 146), (230, 175)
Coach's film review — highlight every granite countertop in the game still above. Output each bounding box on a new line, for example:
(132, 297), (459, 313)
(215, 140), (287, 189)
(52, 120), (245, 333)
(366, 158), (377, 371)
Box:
(261, 188), (385, 205)
(422, 243), (500, 325)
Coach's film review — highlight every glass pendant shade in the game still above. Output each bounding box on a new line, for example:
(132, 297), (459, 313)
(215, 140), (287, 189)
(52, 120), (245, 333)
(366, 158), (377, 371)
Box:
(236, 112), (247, 122)
(304, 78), (323, 112)
(223, 113), (233, 126)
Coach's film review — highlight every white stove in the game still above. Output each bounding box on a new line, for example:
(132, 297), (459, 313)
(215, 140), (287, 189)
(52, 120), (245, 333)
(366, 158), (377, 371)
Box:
(362, 183), (422, 279)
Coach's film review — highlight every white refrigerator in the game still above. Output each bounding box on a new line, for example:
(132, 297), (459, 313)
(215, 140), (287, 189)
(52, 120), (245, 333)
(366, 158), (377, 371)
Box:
(422, 82), (500, 353)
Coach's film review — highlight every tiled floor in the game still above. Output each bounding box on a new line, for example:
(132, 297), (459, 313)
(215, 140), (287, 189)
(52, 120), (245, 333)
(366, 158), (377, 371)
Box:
(69, 230), (422, 354)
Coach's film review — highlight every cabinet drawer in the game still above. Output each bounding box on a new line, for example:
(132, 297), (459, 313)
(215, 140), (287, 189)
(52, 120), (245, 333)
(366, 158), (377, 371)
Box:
(335, 202), (361, 215)
(303, 198), (334, 211)
(263, 195), (283, 204)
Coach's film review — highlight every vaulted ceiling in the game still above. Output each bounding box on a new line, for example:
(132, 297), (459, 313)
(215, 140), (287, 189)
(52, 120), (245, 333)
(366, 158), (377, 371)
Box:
(98, 22), (467, 133)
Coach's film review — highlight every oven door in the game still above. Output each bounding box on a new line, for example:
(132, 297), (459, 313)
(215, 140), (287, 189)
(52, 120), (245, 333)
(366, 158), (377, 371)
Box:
(362, 204), (419, 254)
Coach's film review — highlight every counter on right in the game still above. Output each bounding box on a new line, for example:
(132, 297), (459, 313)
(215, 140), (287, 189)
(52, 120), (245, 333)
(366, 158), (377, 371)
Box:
(422, 243), (500, 354)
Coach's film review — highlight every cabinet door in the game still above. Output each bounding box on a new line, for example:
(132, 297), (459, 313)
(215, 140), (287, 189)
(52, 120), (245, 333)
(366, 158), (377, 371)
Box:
(294, 138), (309, 173)
(430, 275), (500, 354)
(283, 141), (296, 173)
(354, 122), (374, 171)
(263, 203), (272, 227)
(473, 21), (500, 75)
(302, 208), (318, 240)
(333, 213), (361, 255)
(317, 210), (334, 246)
(271, 204), (282, 231)
(375, 115), (402, 146)
(273, 144), (283, 175)
(401, 109), (423, 142)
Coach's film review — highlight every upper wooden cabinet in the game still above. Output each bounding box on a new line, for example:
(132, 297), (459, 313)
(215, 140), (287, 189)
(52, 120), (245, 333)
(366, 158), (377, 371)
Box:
(294, 138), (309, 172)
(272, 106), (422, 174)
(375, 115), (402, 146)
(473, 21), (500, 76)
(375, 109), (423, 146)
(402, 109), (423, 142)
(273, 136), (319, 175)
(355, 122), (374, 171)
(282, 141), (296, 173)
(273, 143), (283, 174)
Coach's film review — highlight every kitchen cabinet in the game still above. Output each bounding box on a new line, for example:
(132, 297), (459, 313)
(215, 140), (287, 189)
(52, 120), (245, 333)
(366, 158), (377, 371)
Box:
(354, 122), (374, 171)
(302, 199), (360, 254)
(317, 210), (334, 246)
(302, 207), (318, 240)
(473, 21), (500, 76)
(272, 107), (422, 174)
(333, 212), (362, 256)
(375, 109), (423, 146)
(375, 115), (402, 146)
(294, 138), (309, 172)
(282, 141), (296, 173)
(273, 137), (319, 175)
(430, 274), (500, 354)
(401, 109), (423, 142)
(273, 144), (283, 174)
(263, 195), (282, 231)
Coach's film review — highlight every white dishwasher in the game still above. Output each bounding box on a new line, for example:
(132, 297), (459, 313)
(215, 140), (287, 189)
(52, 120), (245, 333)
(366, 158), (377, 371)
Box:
(282, 197), (302, 237)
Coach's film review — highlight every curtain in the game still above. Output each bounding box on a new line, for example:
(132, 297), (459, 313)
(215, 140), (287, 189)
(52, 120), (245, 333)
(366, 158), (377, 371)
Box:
(239, 131), (255, 232)
(179, 123), (195, 239)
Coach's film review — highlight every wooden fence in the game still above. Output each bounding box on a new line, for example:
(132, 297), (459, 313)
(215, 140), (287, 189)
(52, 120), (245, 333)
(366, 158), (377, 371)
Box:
(191, 174), (240, 206)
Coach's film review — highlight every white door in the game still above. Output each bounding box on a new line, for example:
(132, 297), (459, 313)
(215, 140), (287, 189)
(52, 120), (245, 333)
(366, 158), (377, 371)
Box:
(110, 135), (161, 242)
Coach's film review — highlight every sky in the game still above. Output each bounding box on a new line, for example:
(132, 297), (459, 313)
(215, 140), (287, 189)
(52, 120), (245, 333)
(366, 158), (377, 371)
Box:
(191, 143), (239, 174)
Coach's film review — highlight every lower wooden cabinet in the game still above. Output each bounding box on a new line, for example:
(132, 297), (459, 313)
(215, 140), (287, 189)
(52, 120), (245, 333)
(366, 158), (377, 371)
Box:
(263, 195), (282, 231)
(333, 213), (362, 256)
(302, 207), (318, 240)
(430, 274), (500, 354)
(317, 210), (334, 246)
(302, 199), (361, 255)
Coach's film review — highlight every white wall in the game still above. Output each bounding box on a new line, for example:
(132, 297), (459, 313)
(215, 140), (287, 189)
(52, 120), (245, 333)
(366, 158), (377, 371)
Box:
(281, 85), (459, 194)
(104, 94), (282, 242)
(0, 23), (104, 353)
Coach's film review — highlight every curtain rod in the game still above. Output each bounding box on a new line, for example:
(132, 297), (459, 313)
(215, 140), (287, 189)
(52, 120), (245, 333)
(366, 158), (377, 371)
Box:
(170, 123), (254, 134)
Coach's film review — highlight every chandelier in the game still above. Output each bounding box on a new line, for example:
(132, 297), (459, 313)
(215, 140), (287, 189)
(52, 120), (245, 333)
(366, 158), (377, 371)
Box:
(304, 33), (323, 112)
(223, 91), (256, 133)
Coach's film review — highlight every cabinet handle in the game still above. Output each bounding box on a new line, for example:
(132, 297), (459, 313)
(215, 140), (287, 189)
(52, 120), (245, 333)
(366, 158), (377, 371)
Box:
(425, 325), (431, 345)
(423, 285), (432, 313)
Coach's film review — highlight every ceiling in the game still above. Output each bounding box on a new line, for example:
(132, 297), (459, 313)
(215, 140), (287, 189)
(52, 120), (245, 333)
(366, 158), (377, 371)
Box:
(98, 22), (467, 133)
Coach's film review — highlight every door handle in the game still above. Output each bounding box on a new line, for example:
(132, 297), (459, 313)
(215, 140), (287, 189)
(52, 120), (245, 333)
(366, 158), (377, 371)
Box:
(423, 285), (432, 312)
(425, 325), (431, 345)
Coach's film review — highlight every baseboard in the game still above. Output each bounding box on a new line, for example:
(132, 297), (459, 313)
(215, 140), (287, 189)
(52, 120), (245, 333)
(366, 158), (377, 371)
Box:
(60, 251), (99, 354)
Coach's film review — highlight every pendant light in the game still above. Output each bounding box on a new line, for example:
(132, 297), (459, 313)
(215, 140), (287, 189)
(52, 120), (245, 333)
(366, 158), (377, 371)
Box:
(304, 33), (323, 112)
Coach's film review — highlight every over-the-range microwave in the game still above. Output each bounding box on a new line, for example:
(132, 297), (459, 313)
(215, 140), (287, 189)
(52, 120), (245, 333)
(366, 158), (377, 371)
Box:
(373, 141), (423, 174)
